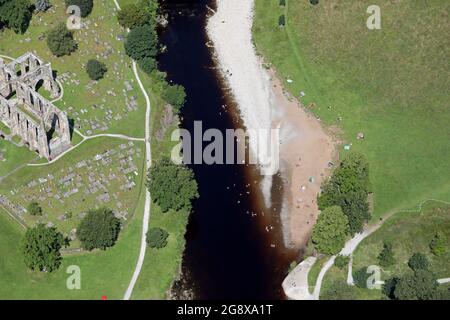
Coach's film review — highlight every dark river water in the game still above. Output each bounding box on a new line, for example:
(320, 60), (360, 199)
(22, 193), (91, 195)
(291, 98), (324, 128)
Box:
(158, 0), (297, 299)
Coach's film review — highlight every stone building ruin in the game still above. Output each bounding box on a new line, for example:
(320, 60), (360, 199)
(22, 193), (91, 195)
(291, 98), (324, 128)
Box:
(0, 53), (71, 159)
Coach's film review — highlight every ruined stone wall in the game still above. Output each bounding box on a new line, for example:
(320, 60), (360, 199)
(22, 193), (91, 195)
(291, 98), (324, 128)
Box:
(0, 53), (70, 159)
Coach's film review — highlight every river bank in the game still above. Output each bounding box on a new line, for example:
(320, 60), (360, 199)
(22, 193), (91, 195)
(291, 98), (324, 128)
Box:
(207, 0), (335, 248)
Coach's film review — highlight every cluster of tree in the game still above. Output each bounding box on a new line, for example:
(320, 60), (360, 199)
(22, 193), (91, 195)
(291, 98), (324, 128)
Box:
(64, 0), (93, 18)
(147, 158), (199, 213)
(0, 0), (33, 34)
(146, 227), (169, 249)
(334, 254), (350, 270)
(322, 281), (357, 300)
(77, 207), (121, 251)
(46, 23), (77, 57)
(120, 1), (188, 110)
(381, 251), (449, 300)
(312, 206), (349, 255)
(21, 224), (68, 272)
(318, 152), (371, 235)
(86, 59), (107, 80)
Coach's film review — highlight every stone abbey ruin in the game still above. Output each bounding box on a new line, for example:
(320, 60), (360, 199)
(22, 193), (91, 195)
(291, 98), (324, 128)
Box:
(0, 53), (71, 159)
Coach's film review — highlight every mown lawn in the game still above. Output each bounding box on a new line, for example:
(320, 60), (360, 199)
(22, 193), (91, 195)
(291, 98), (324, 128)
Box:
(253, 0), (450, 220)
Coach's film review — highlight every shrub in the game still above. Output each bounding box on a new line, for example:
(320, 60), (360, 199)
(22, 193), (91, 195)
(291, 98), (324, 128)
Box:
(117, 3), (151, 29)
(278, 15), (285, 27)
(147, 158), (199, 213)
(86, 59), (107, 80)
(46, 23), (78, 57)
(146, 227), (169, 249)
(28, 201), (42, 216)
(21, 224), (66, 272)
(312, 206), (349, 255)
(354, 267), (370, 288)
(378, 241), (395, 267)
(162, 84), (186, 111)
(77, 208), (121, 251)
(430, 231), (447, 256)
(310, 0), (319, 5)
(138, 57), (157, 75)
(125, 24), (158, 61)
(0, 0), (33, 34)
(334, 254), (350, 270)
(408, 253), (429, 271)
(64, 0), (93, 18)
(279, 0), (286, 6)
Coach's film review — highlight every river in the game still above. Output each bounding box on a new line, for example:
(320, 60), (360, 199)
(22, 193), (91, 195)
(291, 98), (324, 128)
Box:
(158, 0), (297, 299)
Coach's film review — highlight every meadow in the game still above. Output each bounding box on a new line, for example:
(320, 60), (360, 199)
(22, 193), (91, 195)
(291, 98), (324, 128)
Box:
(253, 0), (450, 220)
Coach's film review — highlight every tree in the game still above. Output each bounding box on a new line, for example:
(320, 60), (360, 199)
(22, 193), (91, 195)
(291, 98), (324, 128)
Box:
(28, 201), (43, 216)
(86, 59), (107, 80)
(146, 227), (169, 249)
(408, 253), (429, 271)
(334, 254), (350, 270)
(35, 0), (51, 12)
(117, 3), (151, 29)
(318, 152), (371, 234)
(138, 57), (157, 75)
(378, 241), (395, 267)
(383, 277), (400, 299)
(77, 208), (121, 251)
(279, 0), (286, 6)
(278, 15), (285, 27)
(312, 206), (349, 255)
(430, 231), (447, 256)
(322, 281), (356, 300)
(125, 25), (158, 61)
(64, 0), (93, 18)
(21, 224), (67, 272)
(310, 0), (320, 5)
(0, 0), (33, 34)
(394, 270), (441, 300)
(46, 23), (77, 57)
(147, 158), (199, 213)
(162, 84), (186, 111)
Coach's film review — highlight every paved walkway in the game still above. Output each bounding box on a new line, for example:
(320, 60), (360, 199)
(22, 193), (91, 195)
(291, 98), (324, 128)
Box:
(282, 257), (316, 300)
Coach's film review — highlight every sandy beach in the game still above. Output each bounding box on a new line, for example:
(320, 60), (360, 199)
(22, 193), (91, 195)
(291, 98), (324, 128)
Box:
(207, 0), (335, 248)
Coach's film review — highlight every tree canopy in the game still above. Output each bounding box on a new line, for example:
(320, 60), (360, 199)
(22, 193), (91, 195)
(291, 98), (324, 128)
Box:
(318, 152), (371, 234)
(378, 241), (396, 267)
(46, 23), (78, 57)
(147, 158), (199, 212)
(394, 270), (441, 300)
(312, 205), (349, 254)
(430, 231), (447, 256)
(28, 201), (43, 216)
(125, 25), (158, 61)
(408, 253), (430, 271)
(77, 208), (121, 251)
(21, 224), (67, 272)
(117, 3), (152, 29)
(0, 0), (33, 34)
(162, 84), (187, 111)
(146, 227), (169, 249)
(86, 59), (107, 80)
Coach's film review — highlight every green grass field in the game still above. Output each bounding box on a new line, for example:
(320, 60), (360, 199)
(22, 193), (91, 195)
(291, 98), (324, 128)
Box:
(320, 204), (450, 299)
(0, 0), (190, 299)
(253, 0), (450, 220)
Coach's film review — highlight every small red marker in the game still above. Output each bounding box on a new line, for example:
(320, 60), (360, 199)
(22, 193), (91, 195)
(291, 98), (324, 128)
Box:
(101, 295), (107, 300)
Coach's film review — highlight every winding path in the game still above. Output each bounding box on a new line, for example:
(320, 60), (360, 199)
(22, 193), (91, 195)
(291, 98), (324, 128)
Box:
(111, 0), (153, 300)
